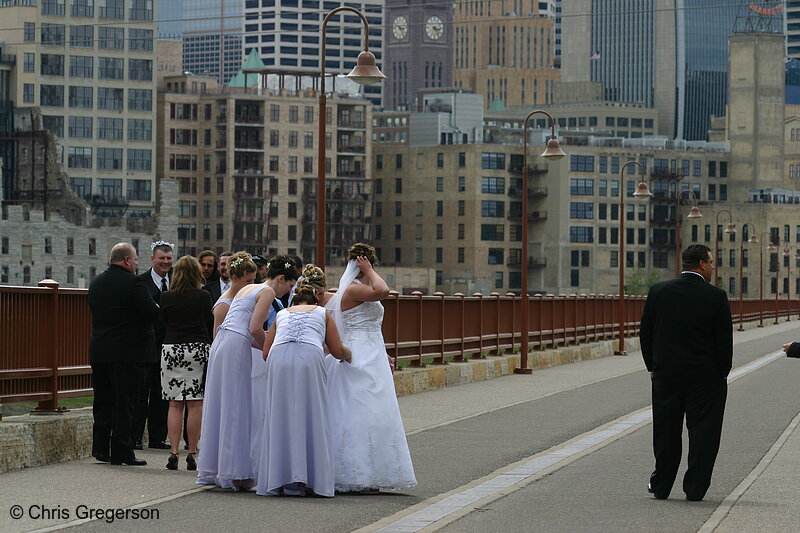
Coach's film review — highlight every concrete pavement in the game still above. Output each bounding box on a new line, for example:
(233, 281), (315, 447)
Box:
(0, 320), (799, 532)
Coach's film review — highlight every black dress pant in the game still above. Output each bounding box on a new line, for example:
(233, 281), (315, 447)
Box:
(91, 361), (146, 462)
(649, 368), (727, 500)
(132, 361), (169, 445)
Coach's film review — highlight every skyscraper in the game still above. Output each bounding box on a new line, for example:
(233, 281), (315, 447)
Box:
(242, 0), (384, 107)
(183, 0), (243, 83)
(562, 0), (739, 141)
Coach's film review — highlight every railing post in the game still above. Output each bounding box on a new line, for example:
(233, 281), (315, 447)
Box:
(33, 279), (67, 414)
(473, 292), (484, 358)
(390, 290), (400, 369)
(409, 291), (425, 367)
(506, 292), (517, 354)
(454, 293), (465, 362)
(433, 292), (446, 365)
(491, 292), (501, 355)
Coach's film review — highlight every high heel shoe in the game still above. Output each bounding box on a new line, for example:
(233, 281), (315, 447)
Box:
(186, 453), (197, 471)
(231, 479), (257, 492)
(166, 453), (178, 471)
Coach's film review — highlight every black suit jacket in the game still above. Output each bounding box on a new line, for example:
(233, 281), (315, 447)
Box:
(139, 268), (168, 362)
(203, 278), (223, 305)
(88, 264), (160, 363)
(640, 272), (733, 378)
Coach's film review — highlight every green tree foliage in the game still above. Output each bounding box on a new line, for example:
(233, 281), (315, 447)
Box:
(625, 269), (660, 295)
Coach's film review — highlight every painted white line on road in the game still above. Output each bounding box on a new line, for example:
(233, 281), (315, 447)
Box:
(26, 485), (215, 533)
(366, 350), (786, 533)
(698, 409), (800, 533)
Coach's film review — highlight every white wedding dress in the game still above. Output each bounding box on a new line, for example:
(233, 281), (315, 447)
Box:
(327, 286), (417, 492)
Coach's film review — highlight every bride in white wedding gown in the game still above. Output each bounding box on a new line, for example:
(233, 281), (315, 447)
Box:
(326, 243), (417, 492)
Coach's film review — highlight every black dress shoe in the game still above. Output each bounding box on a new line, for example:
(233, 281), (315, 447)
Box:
(648, 482), (668, 500)
(148, 441), (171, 450)
(133, 440), (143, 450)
(111, 457), (147, 466)
(92, 453), (111, 463)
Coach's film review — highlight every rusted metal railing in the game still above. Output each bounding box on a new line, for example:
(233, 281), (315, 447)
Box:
(1, 282), (798, 410)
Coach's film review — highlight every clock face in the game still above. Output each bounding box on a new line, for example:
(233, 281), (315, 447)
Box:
(425, 16), (444, 40)
(392, 16), (408, 40)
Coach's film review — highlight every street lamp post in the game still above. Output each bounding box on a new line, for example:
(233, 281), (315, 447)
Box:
(783, 247), (796, 322)
(737, 223), (758, 331)
(771, 242), (781, 325)
(514, 109), (566, 375)
(714, 209), (736, 288)
(614, 161), (652, 356)
(317, 7), (386, 269)
(674, 189), (703, 277)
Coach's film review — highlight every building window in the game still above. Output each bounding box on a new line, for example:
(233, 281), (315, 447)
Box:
(99, 57), (124, 79)
(569, 202), (593, 219)
(69, 55), (93, 78)
(569, 178), (594, 195)
(481, 152), (505, 169)
(68, 116), (92, 139)
(97, 148), (122, 170)
(569, 227), (594, 243)
(129, 0), (153, 21)
(569, 155), (595, 172)
(40, 85), (64, 107)
(128, 89), (152, 111)
(23, 53), (35, 73)
(459, 152), (466, 167)
(480, 224), (504, 241)
(481, 177), (504, 194)
(67, 146), (92, 168)
(24, 22), (35, 42)
(128, 59), (152, 81)
(395, 154), (403, 168)
(98, 26), (124, 49)
(23, 84), (34, 104)
(481, 200), (504, 217)
(97, 178), (122, 200)
(129, 29), (153, 51)
(97, 87), (123, 110)
(68, 86), (93, 108)
(128, 149), (151, 171)
(70, 25), (93, 47)
(97, 117), (122, 140)
(41, 23), (66, 46)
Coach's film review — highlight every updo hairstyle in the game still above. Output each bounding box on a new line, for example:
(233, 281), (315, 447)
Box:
(227, 251), (257, 279)
(299, 264), (326, 290)
(266, 254), (300, 281)
(292, 284), (319, 305)
(347, 242), (377, 265)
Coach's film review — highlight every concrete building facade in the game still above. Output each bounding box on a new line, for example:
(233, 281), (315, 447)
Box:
(453, 2), (559, 110)
(157, 72), (373, 265)
(0, 0), (159, 218)
(242, 0), (384, 107)
(182, 0), (243, 84)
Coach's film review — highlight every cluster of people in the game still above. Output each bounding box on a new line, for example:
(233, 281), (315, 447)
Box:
(88, 240), (416, 497)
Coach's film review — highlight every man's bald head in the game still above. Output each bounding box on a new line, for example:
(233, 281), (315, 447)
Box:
(109, 243), (138, 273)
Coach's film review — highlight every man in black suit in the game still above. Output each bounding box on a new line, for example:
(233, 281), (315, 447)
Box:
(132, 241), (173, 450)
(640, 244), (733, 501)
(199, 250), (223, 305)
(89, 243), (159, 465)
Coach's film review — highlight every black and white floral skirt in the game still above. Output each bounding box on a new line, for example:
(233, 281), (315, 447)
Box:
(161, 342), (210, 401)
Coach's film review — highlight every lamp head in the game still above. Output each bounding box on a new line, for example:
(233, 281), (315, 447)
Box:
(724, 223), (736, 234)
(632, 181), (653, 198)
(768, 243), (777, 252)
(687, 206), (703, 218)
(748, 236), (759, 244)
(345, 51), (387, 86)
(540, 138), (566, 160)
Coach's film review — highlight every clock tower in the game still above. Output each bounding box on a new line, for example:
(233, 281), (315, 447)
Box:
(383, 0), (453, 110)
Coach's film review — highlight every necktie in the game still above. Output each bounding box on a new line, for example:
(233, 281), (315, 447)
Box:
(161, 277), (168, 292)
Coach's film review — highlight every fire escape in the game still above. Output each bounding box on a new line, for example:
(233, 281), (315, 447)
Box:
(505, 154), (549, 270)
(229, 101), (272, 254)
(301, 102), (370, 265)
(649, 167), (686, 263)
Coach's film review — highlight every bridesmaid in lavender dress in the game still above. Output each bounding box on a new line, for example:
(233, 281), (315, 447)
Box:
(197, 255), (297, 491)
(254, 283), (351, 497)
